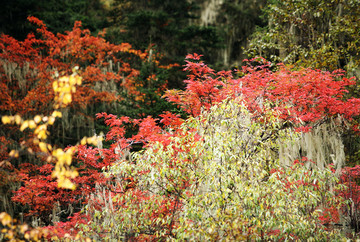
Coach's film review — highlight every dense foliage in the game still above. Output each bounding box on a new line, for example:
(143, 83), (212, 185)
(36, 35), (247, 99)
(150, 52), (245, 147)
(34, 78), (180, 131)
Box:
(81, 98), (345, 240)
(247, 0), (360, 75)
(3, 55), (356, 240)
(0, 0), (109, 40)
(108, 0), (223, 62)
(0, 17), (176, 226)
(2, 1), (360, 240)
(72, 55), (360, 240)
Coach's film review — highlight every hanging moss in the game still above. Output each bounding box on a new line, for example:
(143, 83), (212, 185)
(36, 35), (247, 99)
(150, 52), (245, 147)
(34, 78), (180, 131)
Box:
(279, 118), (346, 173)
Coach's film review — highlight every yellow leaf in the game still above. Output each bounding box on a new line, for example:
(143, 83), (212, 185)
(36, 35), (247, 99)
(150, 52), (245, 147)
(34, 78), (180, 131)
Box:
(0, 212), (12, 226)
(63, 93), (72, 104)
(14, 115), (21, 125)
(1, 116), (12, 124)
(58, 178), (76, 190)
(28, 120), (36, 129)
(52, 111), (62, 118)
(72, 66), (79, 73)
(9, 150), (19, 158)
(76, 76), (82, 85)
(80, 137), (87, 145)
(20, 224), (29, 234)
(65, 169), (78, 179)
(59, 76), (68, 83)
(52, 148), (64, 157)
(52, 81), (58, 91)
(69, 76), (76, 85)
(48, 116), (56, 125)
(65, 154), (72, 166)
(87, 137), (97, 146)
(39, 142), (48, 153)
(63, 85), (71, 93)
(72, 170), (79, 178)
(52, 170), (59, 179)
(20, 121), (29, 131)
(37, 130), (48, 140)
(34, 115), (42, 124)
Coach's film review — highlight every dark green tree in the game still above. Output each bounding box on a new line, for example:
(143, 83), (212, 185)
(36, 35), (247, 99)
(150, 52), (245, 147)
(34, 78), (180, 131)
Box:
(0, 0), (109, 40)
(247, 0), (360, 75)
(107, 0), (224, 88)
(215, 0), (267, 67)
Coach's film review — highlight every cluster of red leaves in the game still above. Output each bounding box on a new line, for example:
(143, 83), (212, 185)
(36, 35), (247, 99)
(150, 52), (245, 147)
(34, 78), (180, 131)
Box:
(340, 165), (360, 205)
(338, 165), (360, 231)
(164, 55), (360, 126)
(96, 110), (184, 151)
(0, 16), (149, 116)
(0, 17), (176, 234)
(43, 212), (91, 239)
(0, 136), (11, 168)
(15, 109), (185, 238)
(0, 16), (143, 215)
(11, 145), (114, 224)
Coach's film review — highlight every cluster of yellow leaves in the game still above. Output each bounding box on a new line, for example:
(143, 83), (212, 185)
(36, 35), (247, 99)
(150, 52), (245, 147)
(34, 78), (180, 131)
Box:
(2, 111), (58, 152)
(80, 135), (103, 146)
(52, 147), (78, 190)
(53, 67), (82, 109)
(0, 212), (47, 241)
(1, 69), (101, 190)
(1, 109), (78, 189)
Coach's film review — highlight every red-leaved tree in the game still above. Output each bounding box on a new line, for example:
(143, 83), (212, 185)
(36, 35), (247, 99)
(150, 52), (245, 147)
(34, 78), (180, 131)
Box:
(0, 16), (173, 226)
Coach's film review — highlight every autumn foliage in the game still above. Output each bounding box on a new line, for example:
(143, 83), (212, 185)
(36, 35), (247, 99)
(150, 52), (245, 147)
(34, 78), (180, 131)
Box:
(2, 18), (360, 240)
(1, 17), (144, 115)
(44, 55), (360, 239)
(165, 55), (360, 124)
(0, 16), (172, 233)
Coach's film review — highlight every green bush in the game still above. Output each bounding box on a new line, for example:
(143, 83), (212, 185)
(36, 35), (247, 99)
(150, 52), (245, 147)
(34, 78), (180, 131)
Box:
(80, 98), (345, 240)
